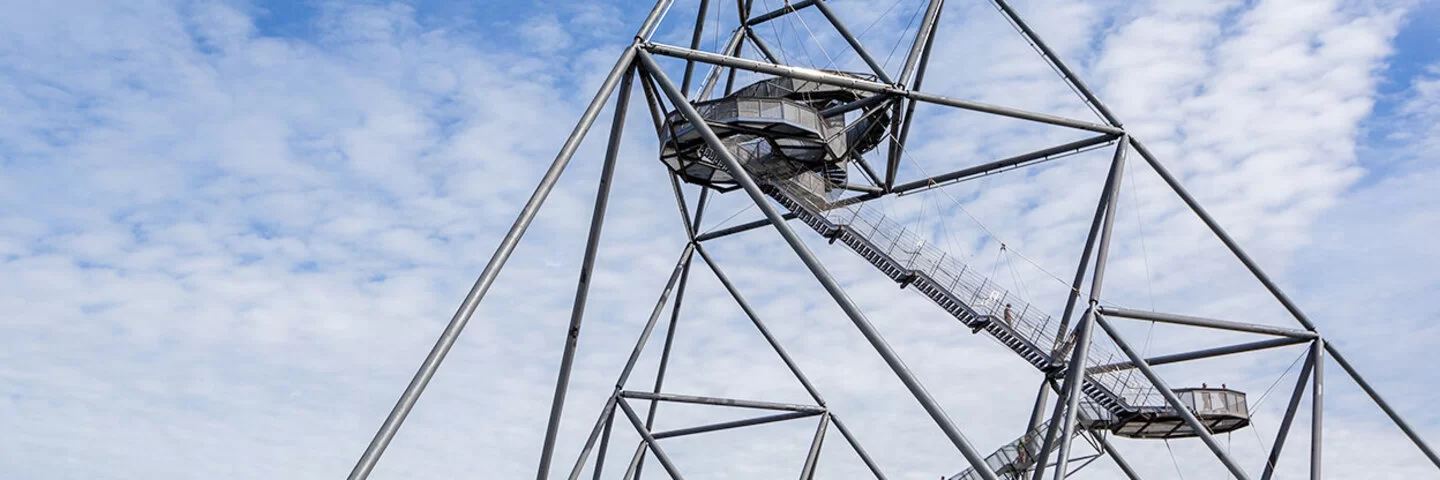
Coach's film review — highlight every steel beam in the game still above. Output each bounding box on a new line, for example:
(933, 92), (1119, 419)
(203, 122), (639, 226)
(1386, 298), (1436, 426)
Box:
(1094, 313), (1253, 480)
(695, 213), (800, 242)
(800, 414), (831, 480)
(1325, 343), (1440, 468)
(1261, 347), (1316, 480)
(899, 0), (945, 86)
(990, 0), (1120, 127)
(1311, 340), (1324, 480)
(652, 410), (819, 439)
(1099, 306), (1317, 339)
(746, 0), (817, 26)
(891, 134), (1117, 195)
(621, 390), (826, 413)
(698, 29), (746, 100)
(743, 27), (782, 64)
(1030, 378), (1070, 480)
(633, 182), (708, 480)
(590, 410), (615, 480)
(832, 415), (889, 480)
(811, 0), (894, 84)
(889, 2), (945, 190)
(1054, 138), (1127, 480)
(696, 245), (828, 404)
(1088, 336), (1309, 374)
(564, 396), (619, 480)
(1091, 432), (1143, 480)
(617, 398), (687, 480)
(348, 43), (645, 480)
(646, 43), (1123, 135)
(638, 50), (1001, 480)
(680, 0), (711, 93)
(537, 65), (637, 480)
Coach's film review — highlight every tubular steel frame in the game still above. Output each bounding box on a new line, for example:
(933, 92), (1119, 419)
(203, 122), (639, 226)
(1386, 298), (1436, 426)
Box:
(344, 1), (1440, 479)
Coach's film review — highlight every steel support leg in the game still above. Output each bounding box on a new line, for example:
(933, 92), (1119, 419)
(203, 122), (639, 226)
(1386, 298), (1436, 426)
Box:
(1133, 138), (1440, 472)
(539, 65), (638, 480)
(1261, 347), (1315, 480)
(888, 1), (945, 190)
(800, 414), (831, 480)
(1094, 313), (1253, 480)
(680, 0), (711, 93)
(348, 43), (645, 480)
(1325, 344), (1440, 468)
(567, 245), (696, 480)
(565, 396), (620, 480)
(1030, 379), (1070, 480)
(1054, 138), (1127, 480)
(633, 180), (709, 480)
(637, 50), (1001, 480)
(1311, 339), (1324, 480)
(1023, 379), (1051, 440)
(590, 409), (616, 480)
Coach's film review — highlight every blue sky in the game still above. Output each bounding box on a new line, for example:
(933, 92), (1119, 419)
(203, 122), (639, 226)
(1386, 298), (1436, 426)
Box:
(1, 0), (1438, 478)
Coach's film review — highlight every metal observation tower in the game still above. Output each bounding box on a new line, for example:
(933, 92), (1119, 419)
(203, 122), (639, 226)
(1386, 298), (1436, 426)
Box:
(347, 1), (1439, 479)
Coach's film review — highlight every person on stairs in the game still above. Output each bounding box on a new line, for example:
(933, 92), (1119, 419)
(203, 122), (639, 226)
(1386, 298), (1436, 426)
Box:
(1003, 304), (1015, 326)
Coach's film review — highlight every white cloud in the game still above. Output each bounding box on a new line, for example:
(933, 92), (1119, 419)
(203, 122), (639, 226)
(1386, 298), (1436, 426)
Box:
(0, 0), (1435, 479)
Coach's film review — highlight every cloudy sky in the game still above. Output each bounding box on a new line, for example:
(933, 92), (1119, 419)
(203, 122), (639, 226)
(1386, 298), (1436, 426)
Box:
(2, 0), (1438, 478)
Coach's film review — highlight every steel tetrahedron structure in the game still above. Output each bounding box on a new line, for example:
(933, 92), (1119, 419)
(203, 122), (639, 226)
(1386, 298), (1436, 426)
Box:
(346, 1), (1440, 479)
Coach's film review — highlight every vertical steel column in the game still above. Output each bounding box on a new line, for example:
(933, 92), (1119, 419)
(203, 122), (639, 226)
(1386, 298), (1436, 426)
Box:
(1030, 379), (1070, 480)
(1260, 348), (1315, 480)
(1053, 138), (1127, 480)
(698, 29), (745, 100)
(888, 2), (944, 190)
(800, 414), (831, 480)
(898, 0), (945, 86)
(564, 245), (697, 480)
(1022, 378), (1052, 437)
(1029, 134), (1127, 480)
(638, 51), (1000, 480)
(811, 0), (894, 84)
(680, 0), (711, 93)
(633, 180), (708, 480)
(538, 66), (638, 480)
(589, 410), (616, 480)
(348, 43), (645, 480)
(1311, 339), (1324, 480)
(724, 0), (755, 96)
(1093, 313), (1253, 480)
(1325, 344), (1440, 468)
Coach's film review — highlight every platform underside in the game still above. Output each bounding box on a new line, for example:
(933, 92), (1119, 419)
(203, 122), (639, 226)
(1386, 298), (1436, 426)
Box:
(1107, 412), (1251, 439)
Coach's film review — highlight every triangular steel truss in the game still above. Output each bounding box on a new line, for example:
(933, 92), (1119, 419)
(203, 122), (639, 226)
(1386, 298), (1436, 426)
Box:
(345, 2), (1440, 479)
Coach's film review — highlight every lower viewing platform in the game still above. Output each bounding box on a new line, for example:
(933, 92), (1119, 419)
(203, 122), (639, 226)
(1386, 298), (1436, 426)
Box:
(1109, 388), (1250, 439)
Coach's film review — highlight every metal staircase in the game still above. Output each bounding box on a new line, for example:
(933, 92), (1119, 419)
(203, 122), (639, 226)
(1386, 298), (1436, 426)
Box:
(753, 168), (1165, 420)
